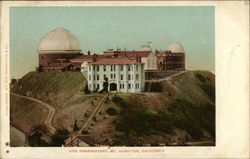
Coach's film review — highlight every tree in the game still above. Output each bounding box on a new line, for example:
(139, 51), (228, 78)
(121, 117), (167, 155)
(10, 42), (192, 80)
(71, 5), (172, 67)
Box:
(84, 85), (90, 94)
(50, 129), (69, 146)
(102, 76), (109, 92)
(28, 125), (49, 146)
(73, 120), (79, 131)
(38, 64), (44, 72)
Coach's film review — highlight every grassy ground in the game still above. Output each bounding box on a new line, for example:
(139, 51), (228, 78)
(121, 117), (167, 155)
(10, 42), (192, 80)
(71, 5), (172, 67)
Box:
(89, 70), (215, 146)
(11, 71), (87, 109)
(10, 95), (49, 132)
(10, 70), (215, 146)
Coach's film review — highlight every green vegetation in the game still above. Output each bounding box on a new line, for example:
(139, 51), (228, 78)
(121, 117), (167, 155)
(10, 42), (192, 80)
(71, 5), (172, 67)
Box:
(113, 71), (215, 145)
(195, 72), (215, 101)
(166, 98), (215, 140)
(11, 70), (215, 146)
(150, 82), (163, 92)
(112, 96), (128, 108)
(50, 129), (69, 146)
(10, 95), (48, 131)
(11, 71), (87, 108)
(106, 108), (118, 115)
(84, 85), (90, 94)
(28, 125), (49, 147)
(28, 125), (70, 147)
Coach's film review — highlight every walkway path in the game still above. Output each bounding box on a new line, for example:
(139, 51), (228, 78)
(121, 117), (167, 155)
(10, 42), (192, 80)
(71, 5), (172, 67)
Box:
(146, 71), (185, 82)
(77, 94), (108, 135)
(10, 92), (56, 134)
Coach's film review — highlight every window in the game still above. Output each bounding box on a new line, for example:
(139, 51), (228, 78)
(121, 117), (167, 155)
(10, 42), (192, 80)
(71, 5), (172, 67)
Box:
(104, 65), (106, 71)
(114, 65), (116, 71)
(135, 83), (140, 89)
(128, 74), (131, 80)
(89, 66), (91, 71)
(121, 74), (123, 80)
(103, 74), (106, 80)
(89, 75), (91, 80)
(120, 65), (123, 71)
(111, 74), (113, 79)
(128, 84), (131, 89)
(136, 74), (139, 80)
(114, 74), (116, 79)
(93, 66), (95, 71)
(123, 84), (125, 89)
(94, 84), (95, 89)
(97, 75), (99, 80)
(97, 66), (99, 71)
(128, 66), (130, 71)
(94, 75), (95, 80)
(120, 84), (122, 89)
(136, 65), (138, 71)
(111, 65), (113, 71)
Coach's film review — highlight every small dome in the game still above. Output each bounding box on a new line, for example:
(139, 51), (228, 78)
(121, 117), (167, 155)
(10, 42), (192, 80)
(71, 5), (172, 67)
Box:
(38, 28), (81, 54)
(168, 42), (184, 53)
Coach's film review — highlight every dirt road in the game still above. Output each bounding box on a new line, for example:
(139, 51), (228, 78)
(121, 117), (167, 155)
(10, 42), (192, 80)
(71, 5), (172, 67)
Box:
(10, 92), (56, 134)
(146, 71), (185, 82)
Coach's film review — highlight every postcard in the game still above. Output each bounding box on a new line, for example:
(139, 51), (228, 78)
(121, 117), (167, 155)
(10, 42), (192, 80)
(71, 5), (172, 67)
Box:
(1, 1), (249, 159)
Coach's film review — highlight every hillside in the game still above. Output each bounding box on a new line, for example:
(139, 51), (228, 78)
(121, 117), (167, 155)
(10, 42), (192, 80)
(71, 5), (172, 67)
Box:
(87, 70), (215, 145)
(11, 71), (87, 108)
(10, 70), (215, 146)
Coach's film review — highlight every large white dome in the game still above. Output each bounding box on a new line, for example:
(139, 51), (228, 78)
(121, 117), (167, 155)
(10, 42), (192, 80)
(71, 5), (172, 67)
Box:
(38, 28), (81, 54)
(168, 42), (184, 53)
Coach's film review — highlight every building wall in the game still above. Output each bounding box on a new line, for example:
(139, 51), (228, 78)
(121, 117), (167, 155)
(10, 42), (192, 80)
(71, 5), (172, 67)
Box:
(156, 52), (185, 71)
(136, 52), (157, 71)
(10, 125), (27, 147)
(84, 64), (145, 93)
(39, 53), (82, 67)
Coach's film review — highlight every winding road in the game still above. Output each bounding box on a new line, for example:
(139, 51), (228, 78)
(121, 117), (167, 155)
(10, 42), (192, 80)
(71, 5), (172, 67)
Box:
(10, 92), (56, 134)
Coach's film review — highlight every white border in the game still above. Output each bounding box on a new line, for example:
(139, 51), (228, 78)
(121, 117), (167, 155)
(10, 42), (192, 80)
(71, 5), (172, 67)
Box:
(1, 1), (249, 159)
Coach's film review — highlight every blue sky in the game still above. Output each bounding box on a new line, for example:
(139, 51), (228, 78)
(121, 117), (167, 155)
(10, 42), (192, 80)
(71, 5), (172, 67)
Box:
(10, 6), (214, 78)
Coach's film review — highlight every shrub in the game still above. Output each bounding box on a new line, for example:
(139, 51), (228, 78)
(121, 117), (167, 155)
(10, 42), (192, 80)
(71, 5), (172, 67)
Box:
(106, 108), (118, 115)
(195, 73), (207, 83)
(196, 72), (215, 102)
(167, 98), (215, 140)
(150, 82), (163, 92)
(84, 85), (90, 94)
(50, 129), (70, 146)
(112, 96), (128, 108)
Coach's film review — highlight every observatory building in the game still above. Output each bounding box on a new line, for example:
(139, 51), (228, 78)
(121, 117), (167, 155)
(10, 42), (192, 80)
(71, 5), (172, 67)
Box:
(37, 28), (82, 72)
(156, 42), (185, 71)
(36, 28), (185, 93)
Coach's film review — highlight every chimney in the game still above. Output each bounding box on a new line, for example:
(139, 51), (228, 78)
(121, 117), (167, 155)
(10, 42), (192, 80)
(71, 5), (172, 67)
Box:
(136, 52), (139, 62)
(88, 50), (91, 55)
(93, 54), (97, 62)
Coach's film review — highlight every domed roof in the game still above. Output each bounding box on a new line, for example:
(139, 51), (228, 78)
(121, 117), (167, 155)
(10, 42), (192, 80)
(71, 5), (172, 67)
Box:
(38, 28), (81, 54)
(168, 42), (184, 53)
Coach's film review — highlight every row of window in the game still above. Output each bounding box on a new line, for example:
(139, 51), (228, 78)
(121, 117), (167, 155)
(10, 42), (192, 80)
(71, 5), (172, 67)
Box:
(89, 65), (141, 72)
(89, 73), (140, 81)
(89, 83), (140, 90)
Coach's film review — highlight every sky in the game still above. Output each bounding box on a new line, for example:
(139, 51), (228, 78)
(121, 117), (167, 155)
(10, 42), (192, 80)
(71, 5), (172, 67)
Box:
(10, 6), (214, 78)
